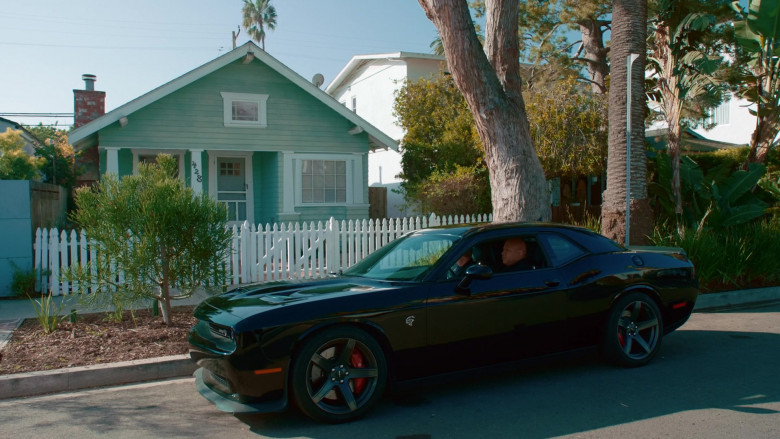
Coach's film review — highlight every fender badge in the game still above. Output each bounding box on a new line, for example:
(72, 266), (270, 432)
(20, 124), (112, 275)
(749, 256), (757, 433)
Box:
(405, 316), (415, 327)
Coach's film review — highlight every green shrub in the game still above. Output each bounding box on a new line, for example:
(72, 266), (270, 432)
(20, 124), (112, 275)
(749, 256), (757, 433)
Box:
(68, 154), (232, 325)
(651, 219), (780, 291)
(9, 263), (38, 297)
(567, 210), (602, 233)
(29, 292), (66, 334)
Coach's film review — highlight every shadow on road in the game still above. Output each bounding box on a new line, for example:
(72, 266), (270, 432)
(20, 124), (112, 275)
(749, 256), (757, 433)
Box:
(233, 327), (779, 438)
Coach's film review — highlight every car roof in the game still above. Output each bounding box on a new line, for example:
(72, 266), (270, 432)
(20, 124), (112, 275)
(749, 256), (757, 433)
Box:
(421, 221), (592, 235)
(415, 222), (623, 253)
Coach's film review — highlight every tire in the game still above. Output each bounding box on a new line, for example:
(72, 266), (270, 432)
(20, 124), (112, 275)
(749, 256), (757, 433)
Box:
(602, 292), (663, 367)
(291, 326), (387, 423)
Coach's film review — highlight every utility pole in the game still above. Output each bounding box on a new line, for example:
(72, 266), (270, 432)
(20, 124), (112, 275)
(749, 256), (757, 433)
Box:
(232, 26), (240, 49)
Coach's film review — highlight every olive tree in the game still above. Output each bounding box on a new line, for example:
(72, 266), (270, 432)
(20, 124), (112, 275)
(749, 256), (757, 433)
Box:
(69, 154), (232, 324)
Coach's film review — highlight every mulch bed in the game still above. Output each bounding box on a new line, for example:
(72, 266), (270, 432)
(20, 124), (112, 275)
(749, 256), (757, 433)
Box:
(0, 306), (196, 375)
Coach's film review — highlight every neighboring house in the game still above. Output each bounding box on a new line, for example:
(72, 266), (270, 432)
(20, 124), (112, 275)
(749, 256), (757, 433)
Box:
(691, 96), (755, 146)
(325, 51), (758, 219)
(0, 116), (42, 156)
(326, 52), (447, 218)
(649, 94), (756, 150)
(67, 42), (397, 226)
(647, 127), (748, 154)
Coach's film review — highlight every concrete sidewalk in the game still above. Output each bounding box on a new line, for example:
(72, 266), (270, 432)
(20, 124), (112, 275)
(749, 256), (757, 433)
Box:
(1, 286), (779, 400)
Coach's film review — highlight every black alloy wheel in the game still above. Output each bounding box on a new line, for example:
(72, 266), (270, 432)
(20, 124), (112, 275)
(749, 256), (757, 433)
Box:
(291, 326), (387, 423)
(602, 292), (663, 367)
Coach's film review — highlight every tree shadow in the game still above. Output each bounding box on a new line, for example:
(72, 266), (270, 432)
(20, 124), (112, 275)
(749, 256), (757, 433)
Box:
(234, 328), (779, 438)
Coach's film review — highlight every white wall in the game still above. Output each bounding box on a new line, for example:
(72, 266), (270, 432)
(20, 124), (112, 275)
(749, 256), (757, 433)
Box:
(329, 55), (446, 217)
(692, 97), (755, 145)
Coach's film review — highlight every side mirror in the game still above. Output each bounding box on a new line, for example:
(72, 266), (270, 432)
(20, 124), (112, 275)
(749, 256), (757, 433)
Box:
(456, 264), (493, 295)
(465, 264), (493, 279)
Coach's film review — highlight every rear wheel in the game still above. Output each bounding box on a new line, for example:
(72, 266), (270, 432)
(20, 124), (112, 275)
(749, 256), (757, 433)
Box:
(602, 292), (663, 367)
(291, 326), (386, 423)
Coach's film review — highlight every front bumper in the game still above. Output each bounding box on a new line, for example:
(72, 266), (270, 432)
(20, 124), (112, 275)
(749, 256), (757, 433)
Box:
(193, 368), (287, 414)
(189, 319), (290, 413)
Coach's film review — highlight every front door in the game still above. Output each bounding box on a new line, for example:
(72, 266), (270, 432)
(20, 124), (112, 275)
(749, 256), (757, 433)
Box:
(213, 155), (253, 225)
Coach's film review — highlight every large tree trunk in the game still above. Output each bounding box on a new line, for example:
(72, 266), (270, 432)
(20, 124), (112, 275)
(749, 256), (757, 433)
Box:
(745, 110), (780, 167)
(655, 23), (684, 217)
(418, 0), (550, 223)
(578, 18), (610, 94)
(601, 0), (652, 245)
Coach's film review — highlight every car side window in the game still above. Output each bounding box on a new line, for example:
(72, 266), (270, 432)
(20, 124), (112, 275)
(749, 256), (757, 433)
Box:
(540, 233), (587, 267)
(476, 235), (548, 273)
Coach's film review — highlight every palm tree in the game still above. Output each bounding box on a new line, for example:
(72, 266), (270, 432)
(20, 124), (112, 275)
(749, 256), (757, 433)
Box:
(647, 0), (731, 221)
(732, 0), (780, 168)
(601, 0), (651, 245)
(242, 0), (277, 51)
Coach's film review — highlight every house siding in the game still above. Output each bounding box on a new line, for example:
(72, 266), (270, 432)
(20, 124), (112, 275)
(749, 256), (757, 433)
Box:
(98, 61), (367, 154)
(93, 58), (370, 224)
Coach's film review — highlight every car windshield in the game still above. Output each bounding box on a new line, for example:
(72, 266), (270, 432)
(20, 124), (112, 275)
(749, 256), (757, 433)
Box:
(343, 231), (462, 281)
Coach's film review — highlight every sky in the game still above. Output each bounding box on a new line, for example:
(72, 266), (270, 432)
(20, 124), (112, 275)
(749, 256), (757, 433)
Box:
(0, 0), (439, 128)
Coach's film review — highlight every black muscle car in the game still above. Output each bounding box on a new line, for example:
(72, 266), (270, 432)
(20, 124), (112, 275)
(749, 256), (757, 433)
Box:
(189, 223), (698, 422)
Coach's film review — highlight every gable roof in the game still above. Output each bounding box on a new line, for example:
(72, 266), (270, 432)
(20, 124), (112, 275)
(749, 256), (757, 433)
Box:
(325, 52), (446, 95)
(68, 42), (398, 152)
(646, 127), (747, 153)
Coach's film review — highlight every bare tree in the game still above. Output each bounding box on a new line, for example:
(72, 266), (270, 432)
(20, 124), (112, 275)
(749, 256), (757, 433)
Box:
(418, 0), (550, 222)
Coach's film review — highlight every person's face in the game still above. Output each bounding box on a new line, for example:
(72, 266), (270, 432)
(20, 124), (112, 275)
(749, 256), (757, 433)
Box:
(502, 240), (526, 266)
(457, 250), (472, 267)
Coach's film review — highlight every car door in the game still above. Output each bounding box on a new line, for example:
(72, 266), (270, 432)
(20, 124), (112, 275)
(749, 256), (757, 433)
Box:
(425, 233), (569, 374)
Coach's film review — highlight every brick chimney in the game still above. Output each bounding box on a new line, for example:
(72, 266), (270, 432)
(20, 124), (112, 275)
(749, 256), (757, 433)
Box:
(73, 74), (105, 128)
(73, 74), (105, 187)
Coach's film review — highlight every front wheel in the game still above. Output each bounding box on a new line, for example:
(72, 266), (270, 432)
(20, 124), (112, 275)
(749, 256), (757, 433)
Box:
(602, 292), (663, 367)
(291, 326), (387, 423)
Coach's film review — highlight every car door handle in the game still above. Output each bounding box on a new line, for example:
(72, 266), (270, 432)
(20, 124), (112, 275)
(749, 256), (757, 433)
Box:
(570, 269), (601, 286)
(545, 280), (560, 287)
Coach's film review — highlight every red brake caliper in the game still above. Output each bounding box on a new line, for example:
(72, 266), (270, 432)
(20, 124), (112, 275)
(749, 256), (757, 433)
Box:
(350, 349), (367, 394)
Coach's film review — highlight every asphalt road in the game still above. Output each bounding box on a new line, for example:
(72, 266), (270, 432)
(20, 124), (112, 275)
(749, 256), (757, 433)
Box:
(1, 303), (778, 439)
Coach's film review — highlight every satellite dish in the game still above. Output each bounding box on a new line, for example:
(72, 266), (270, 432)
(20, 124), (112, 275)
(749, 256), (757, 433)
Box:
(312, 73), (325, 88)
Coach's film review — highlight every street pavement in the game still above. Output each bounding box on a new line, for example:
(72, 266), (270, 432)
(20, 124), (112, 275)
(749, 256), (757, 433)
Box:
(0, 286), (779, 400)
(1, 302), (779, 438)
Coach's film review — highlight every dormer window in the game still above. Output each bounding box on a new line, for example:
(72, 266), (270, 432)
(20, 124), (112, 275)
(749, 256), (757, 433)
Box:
(221, 92), (268, 128)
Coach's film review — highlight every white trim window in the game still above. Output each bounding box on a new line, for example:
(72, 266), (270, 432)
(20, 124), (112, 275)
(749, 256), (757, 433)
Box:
(302, 159), (347, 203)
(220, 92), (268, 128)
(292, 154), (362, 206)
(132, 149), (185, 178)
(707, 100), (730, 126)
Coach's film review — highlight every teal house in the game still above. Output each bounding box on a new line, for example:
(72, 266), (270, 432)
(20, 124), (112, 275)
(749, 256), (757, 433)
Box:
(68, 42), (397, 226)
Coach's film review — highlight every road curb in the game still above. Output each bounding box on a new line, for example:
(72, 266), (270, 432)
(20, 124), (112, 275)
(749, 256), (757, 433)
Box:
(0, 354), (195, 400)
(694, 286), (780, 312)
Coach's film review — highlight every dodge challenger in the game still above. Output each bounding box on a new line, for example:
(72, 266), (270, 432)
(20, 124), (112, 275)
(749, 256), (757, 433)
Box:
(189, 223), (698, 422)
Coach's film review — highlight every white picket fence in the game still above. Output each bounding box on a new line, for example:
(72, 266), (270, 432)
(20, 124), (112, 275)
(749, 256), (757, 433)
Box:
(34, 213), (492, 296)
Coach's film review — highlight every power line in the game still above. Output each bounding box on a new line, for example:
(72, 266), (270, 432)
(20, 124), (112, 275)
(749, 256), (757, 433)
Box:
(0, 113), (73, 117)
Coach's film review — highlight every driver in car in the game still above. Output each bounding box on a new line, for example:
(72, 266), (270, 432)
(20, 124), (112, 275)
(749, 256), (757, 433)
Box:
(498, 238), (533, 272)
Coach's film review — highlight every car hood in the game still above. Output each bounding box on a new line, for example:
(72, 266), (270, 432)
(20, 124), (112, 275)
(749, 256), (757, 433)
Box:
(195, 277), (394, 321)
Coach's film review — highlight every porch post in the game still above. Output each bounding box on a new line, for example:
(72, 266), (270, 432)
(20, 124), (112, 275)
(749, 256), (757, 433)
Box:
(189, 149), (204, 195)
(281, 152), (295, 214)
(105, 147), (119, 175)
